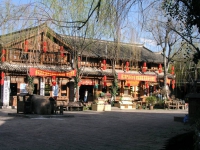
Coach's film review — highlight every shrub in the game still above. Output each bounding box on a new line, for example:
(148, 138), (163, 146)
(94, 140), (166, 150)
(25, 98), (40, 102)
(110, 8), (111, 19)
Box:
(145, 96), (157, 106)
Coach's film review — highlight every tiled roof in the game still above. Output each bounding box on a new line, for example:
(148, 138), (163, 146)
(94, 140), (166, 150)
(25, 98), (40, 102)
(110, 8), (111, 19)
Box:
(0, 62), (72, 73)
(63, 35), (164, 63)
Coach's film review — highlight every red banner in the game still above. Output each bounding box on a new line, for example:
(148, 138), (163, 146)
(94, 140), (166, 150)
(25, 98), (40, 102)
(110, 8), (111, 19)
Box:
(80, 79), (95, 85)
(29, 68), (76, 77)
(118, 73), (156, 82)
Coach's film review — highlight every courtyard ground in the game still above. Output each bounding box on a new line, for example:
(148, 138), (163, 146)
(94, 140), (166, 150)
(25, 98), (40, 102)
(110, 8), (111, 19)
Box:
(0, 107), (191, 150)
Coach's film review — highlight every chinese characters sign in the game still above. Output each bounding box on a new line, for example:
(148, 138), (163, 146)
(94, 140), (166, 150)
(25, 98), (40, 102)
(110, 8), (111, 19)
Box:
(29, 68), (76, 77)
(118, 73), (156, 82)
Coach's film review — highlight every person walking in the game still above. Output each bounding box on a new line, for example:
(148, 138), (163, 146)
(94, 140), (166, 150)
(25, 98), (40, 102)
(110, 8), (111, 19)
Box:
(84, 89), (88, 103)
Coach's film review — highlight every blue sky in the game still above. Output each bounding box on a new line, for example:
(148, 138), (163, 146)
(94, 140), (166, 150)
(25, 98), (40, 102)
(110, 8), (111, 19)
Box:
(2, 0), (161, 52)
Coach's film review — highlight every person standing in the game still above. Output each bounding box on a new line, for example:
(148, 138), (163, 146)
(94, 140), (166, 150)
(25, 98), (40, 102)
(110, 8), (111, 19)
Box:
(84, 89), (88, 103)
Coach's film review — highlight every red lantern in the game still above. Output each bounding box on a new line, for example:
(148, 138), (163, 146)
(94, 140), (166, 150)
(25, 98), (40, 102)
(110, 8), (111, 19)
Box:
(103, 59), (106, 64)
(52, 81), (56, 86)
(172, 80), (175, 84)
(60, 52), (64, 57)
(142, 67), (146, 72)
(103, 75), (107, 81)
(103, 65), (106, 70)
(146, 83), (149, 88)
(158, 64), (162, 73)
(24, 40), (28, 52)
(60, 46), (63, 51)
(2, 49), (6, 55)
(1, 56), (5, 62)
(43, 47), (47, 53)
(126, 61), (129, 67)
(43, 41), (47, 46)
(126, 67), (129, 71)
(172, 84), (175, 89)
(0, 72), (4, 85)
(143, 62), (146, 67)
(25, 40), (28, 45)
(43, 41), (47, 53)
(127, 83), (130, 87)
(104, 82), (107, 86)
(52, 76), (56, 80)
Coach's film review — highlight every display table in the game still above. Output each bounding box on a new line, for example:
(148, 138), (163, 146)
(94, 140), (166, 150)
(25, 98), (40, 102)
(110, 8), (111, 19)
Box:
(91, 99), (111, 111)
(118, 95), (136, 109)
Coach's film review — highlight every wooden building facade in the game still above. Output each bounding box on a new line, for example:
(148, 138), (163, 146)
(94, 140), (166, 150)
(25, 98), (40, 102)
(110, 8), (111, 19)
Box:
(0, 24), (174, 106)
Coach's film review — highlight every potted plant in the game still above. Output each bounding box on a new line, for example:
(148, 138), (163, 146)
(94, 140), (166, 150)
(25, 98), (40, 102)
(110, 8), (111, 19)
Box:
(145, 96), (157, 110)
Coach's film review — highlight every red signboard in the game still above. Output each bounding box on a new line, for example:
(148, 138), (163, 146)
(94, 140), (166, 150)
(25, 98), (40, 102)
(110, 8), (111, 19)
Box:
(80, 79), (95, 85)
(118, 73), (156, 82)
(29, 68), (76, 77)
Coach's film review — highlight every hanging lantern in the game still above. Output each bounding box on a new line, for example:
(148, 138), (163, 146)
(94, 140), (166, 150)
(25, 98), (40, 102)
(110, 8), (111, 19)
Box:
(0, 72), (4, 85)
(2, 49), (6, 55)
(158, 64), (162, 73)
(126, 61), (129, 67)
(52, 76), (56, 80)
(146, 82), (149, 88)
(60, 46), (63, 51)
(126, 61), (129, 71)
(127, 83), (130, 87)
(142, 62), (147, 72)
(103, 65), (106, 70)
(104, 82), (107, 86)
(60, 52), (64, 57)
(142, 67), (146, 72)
(52, 81), (56, 86)
(143, 62), (146, 67)
(172, 84), (175, 89)
(172, 79), (175, 84)
(103, 75), (107, 81)
(43, 41), (47, 53)
(103, 59), (106, 64)
(24, 40), (28, 52)
(1, 56), (5, 62)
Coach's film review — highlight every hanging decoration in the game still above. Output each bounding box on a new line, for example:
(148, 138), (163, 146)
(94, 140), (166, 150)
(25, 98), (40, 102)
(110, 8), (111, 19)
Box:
(158, 64), (162, 73)
(43, 41), (47, 53)
(24, 40), (28, 52)
(145, 82), (149, 88)
(127, 83), (130, 87)
(1, 49), (6, 62)
(171, 66), (174, 75)
(60, 46), (64, 57)
(142, 62), (147, 72)
(172, 79), (175, 89)
(0, 72), (5, 85)
(126, 61), (129, 72)
(103, 75), (107, 87)
(102, 59), (106, 70)
(52, 76), (56, 86)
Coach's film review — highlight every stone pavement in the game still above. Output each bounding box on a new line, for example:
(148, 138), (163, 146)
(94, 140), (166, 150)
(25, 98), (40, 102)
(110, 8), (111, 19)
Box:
(0, 107), (191, 150)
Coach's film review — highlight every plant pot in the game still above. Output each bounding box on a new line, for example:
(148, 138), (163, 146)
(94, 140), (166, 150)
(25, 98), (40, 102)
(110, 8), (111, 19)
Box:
(149, 105), (154, 110)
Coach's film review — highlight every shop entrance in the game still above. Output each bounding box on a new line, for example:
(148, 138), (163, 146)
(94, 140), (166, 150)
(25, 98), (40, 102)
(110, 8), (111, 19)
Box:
(10, 83), (17, 96)
(79, 85), (93, 102)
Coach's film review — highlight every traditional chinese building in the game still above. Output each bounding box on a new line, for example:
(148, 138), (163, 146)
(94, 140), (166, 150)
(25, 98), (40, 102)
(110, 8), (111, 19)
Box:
(0, 23), (174, 106)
